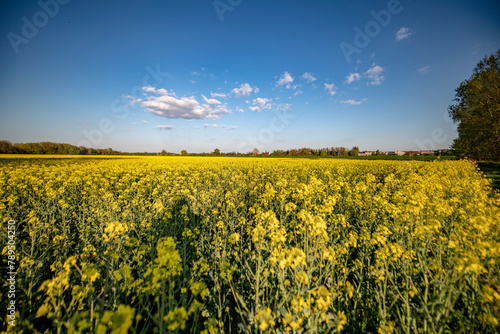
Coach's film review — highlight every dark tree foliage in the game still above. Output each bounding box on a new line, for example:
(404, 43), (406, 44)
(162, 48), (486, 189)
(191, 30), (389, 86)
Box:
(449, 49), (500, 161)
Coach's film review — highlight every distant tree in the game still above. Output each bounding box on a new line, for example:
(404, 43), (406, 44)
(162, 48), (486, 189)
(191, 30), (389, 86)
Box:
(68, 146), (79, 155)
(213, 148), (220, 155)
(160, 150), (168, 156)
(181, 150), (188, 156)
(251, 148), (261, 156)
(0, 140), (16, 154)
(449, 49), (500, 161)
(349, 146), (360, 156)
(298, 148), (310, 156)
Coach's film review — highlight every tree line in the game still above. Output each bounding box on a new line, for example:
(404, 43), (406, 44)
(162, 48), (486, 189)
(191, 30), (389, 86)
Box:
(0, 141), (362, 157)
(0, 141), (124, 155)
(268, 147), (360, 157)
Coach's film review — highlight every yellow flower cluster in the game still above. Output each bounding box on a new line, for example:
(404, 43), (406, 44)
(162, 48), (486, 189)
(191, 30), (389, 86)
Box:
(0, 155), (499, 333)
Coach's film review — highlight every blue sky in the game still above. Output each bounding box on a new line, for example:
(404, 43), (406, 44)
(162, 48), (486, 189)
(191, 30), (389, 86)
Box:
(1, 0), (499, 153)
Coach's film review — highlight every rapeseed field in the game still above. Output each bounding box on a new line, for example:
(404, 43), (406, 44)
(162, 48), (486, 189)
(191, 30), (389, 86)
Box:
(1, 156), (499, 333)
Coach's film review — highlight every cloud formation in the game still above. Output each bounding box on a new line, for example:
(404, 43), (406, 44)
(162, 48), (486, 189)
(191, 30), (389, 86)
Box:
(211, 92), (227, 98)
(249, 97), (272, 112)
(231, 83), (259, 98)
(324, 83), (337, 95)
(154, 125), (174, 130)
(132, 86), (231, 119)
(341, 98), (367, 105)
(418, 65), (430, 73)
(276, 72), (295, 88)
(346, 73), (361, 84)
(396, 27), (412, 41)
(365, 65), (384, 85)
(301, 72), (317, 83)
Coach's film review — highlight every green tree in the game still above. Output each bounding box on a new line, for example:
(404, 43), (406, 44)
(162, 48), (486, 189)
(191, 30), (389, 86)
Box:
(0, 140), (16, 154)
(181, 150), (188, 156)
(349, 146), (359, 156)
(213, 148), (220, 155)
(448, 49), (500, 161)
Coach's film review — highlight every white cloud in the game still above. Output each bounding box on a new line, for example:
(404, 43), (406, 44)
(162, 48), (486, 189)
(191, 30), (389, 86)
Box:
(249, 98), (272, 112)
(141, 120), (149, 123)
(365, 65), (384, 85)
(201, 123), (236, 130)
(236, 107), (244, 113)
(324, 83), (337, 95)
(301, 72), (317, 83)
(418, 65), (430, 73)
(201, 95), (221, 106)
(276, 72), (294, 87)
(340, 98), (367, 105)
(128, 96), (142, 105)
(396, 27), (412, 41)
(254, 98), (271, 108)
(154, 125), (174, 130)
(294, 90), (303, 96)
(231, 83), (259, 98)
(143, 86), (168, 94)
(191, 71), (200, 76)
(276, 103), (292, 111)
(131, 86), (231, 119)
(346, 73), (361, 84)
(211, 92), (227, 98)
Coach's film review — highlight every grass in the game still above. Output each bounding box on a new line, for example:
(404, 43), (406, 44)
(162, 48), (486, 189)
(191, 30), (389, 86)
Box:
(478, 162), (500, 190)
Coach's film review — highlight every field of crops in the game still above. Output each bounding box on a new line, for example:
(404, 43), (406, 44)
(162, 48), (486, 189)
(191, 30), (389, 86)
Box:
(1, 156), (499, 333)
